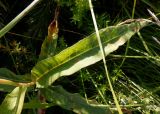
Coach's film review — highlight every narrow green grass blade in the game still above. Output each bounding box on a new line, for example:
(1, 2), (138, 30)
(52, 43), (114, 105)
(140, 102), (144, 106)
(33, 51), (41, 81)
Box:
(132, 0), (137, 19)
(88, 0), (122, 113)
(0, 86), (27, 114)
(31, 19), (150, 88)
(0, 0), (41, 38)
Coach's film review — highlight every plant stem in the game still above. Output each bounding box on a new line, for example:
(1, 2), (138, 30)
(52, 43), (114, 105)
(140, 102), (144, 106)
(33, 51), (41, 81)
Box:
(0, 0), (42, 38)
(88, 0), (123, 113)
(132, 0), (137, 19)
(0, 79), (35, 87)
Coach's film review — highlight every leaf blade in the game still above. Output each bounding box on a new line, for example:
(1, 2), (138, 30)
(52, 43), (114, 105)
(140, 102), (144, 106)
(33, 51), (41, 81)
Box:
(42, 86), (111, 114)
(38, 8), (59, 61)
(0, 68), (32, 91)
(0, 86), (27, 114)
(0, 68), (31, 82)
(31, 19), (150, 87)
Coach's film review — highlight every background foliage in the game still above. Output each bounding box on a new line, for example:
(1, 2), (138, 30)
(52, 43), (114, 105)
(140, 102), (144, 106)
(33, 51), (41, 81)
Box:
(0, 0), (160, 113)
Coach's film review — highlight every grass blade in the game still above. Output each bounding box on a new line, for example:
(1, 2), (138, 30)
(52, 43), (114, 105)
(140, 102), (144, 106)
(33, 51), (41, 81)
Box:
(0, 0), (41, 38)
(88, 0), (122, 113)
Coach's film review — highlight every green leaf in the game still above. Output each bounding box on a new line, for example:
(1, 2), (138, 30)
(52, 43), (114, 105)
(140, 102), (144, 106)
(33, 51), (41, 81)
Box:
(38, 19), (58, 61)
(0, 68), (32, 91)
(0, 68), (31, 82)
(0, 86), (27, 114)
(0, 84), (14, 92)
(39, 7), (59, 61)
(41, 86), (111, 114)
(24, 97), (54, 109)
(31, 19), (150, 87)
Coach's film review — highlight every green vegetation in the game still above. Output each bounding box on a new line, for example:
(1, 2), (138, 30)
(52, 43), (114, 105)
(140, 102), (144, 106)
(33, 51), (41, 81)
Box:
(0, 0), (160, 114)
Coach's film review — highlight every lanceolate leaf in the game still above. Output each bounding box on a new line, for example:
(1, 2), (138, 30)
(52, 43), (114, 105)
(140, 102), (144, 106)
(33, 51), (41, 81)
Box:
(0, 68), (31, 82)
(42, 86), (111, 114)
(0, 68), (32, 91)
(0, 86), (27, 114)
(23, 97), (54, 109)
(38, 7), (59, 61)
(0, 84), (14, 92)
(31, 19), (150, 87)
